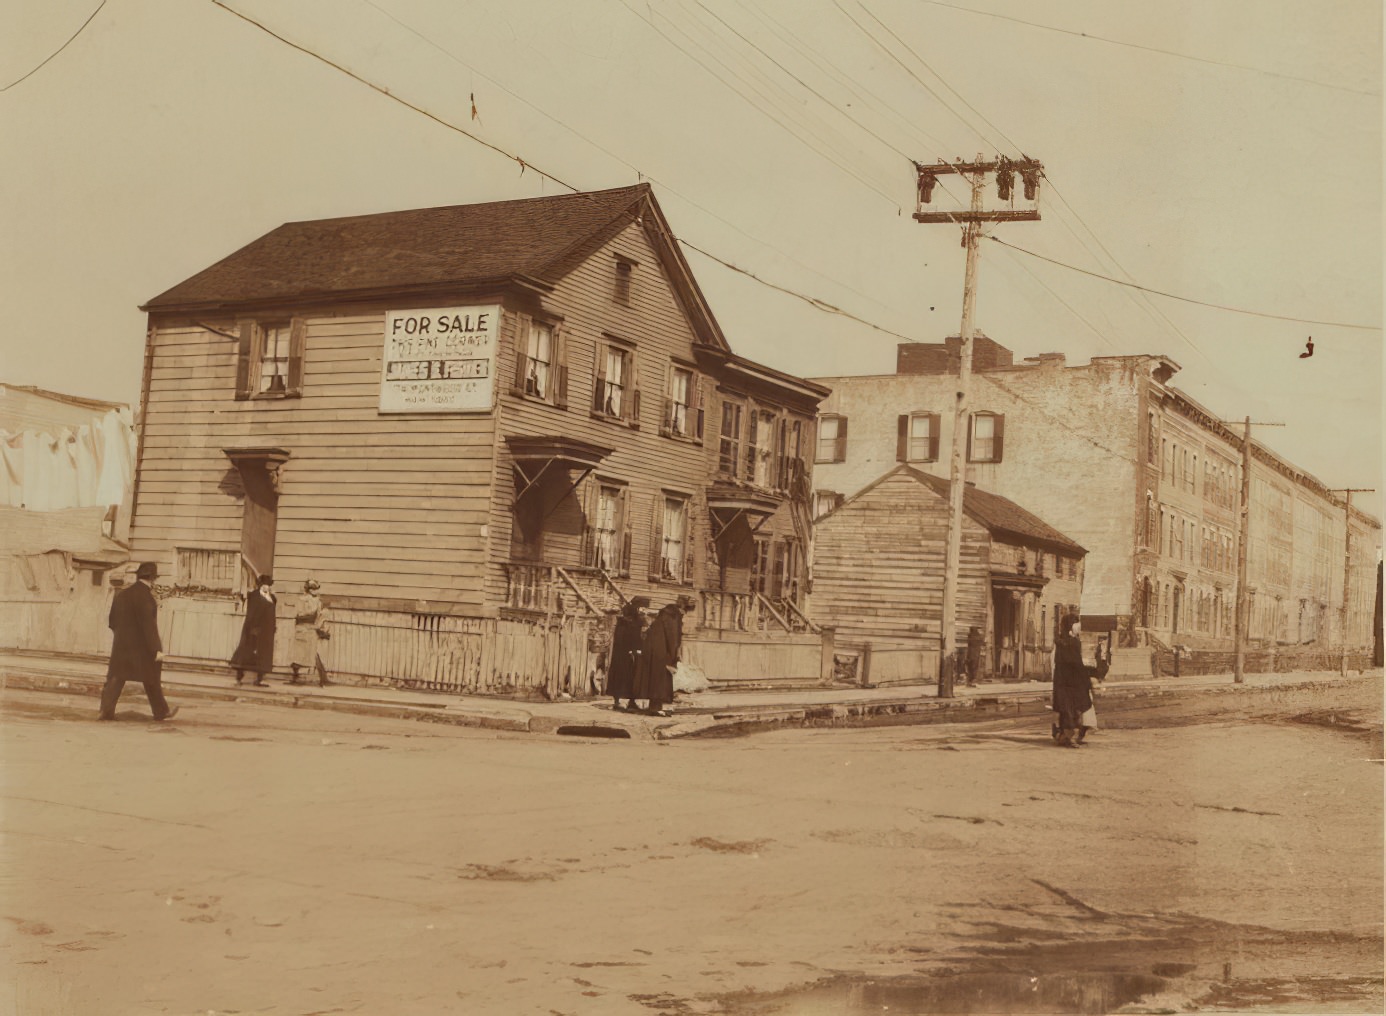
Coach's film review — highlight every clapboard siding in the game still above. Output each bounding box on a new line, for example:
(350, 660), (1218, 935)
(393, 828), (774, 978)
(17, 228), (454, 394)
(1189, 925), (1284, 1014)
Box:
(131, 316), (497, 610)
(811, 471), (990, 648)
(485, 221), (712, 609)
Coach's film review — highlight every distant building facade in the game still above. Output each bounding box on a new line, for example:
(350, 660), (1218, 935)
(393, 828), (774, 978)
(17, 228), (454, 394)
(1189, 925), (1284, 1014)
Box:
(0, 385), (135, 654)
(811, 336), (1381, 655)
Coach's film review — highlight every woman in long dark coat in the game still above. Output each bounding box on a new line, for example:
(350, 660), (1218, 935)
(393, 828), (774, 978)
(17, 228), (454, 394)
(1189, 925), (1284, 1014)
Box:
(231, 574), (277, 686)
(1051, 614), (1104, 748)
(608, 597), (648, 712)
(635, 602), (680, 716)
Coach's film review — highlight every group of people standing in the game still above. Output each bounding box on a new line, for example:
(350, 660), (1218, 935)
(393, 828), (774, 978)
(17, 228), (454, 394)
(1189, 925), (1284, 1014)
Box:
(605, 595), (696, 717)
(230, 575), (331, 687)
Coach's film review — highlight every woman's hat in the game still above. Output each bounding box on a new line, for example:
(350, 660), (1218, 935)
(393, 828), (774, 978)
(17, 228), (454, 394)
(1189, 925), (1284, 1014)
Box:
(305, 579), (321, 591)
(135, 561), (158, 580)
(258, 574), (274, 586)
(630, 596), (652, 609)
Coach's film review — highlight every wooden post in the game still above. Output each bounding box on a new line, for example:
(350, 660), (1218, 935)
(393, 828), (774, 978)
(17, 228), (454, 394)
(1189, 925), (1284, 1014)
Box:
(915, 155), (1042, 699)
(1234, 417), (1251, 683)
(939, 164), (984, 700)
(819, 626), (837, 685)
(1341, 490), (1353, 675)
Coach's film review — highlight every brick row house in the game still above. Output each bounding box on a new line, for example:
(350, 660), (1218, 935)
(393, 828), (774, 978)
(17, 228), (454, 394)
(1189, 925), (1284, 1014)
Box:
(127, 185), (828, 695)
(810, 336), (1381, 666)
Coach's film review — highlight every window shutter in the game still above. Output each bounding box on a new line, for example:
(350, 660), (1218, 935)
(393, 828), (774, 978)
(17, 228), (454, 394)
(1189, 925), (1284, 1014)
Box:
(286, 317), (306, 397)
(580, 478), (596, 567)
(551, 322), (568, 407)
(512, 313), (532, 396)
(693, 376), (705, 441)
(965, 415), (974, 461)
(235, 321), (254, 400)
(684, 542), (695, 586)
(618, 488), (631, 575)
(627, 349), (641, 428)
(745, 411), (758, 479)
(592, 342), (607, 413)
(993, 414), (1005, 461)
(928, 413), (941, 460)
(835, 417), (848, 462)
(896, 415), (908, 462)
(774, 415), (787, 488)
(649, 495), (665, 581)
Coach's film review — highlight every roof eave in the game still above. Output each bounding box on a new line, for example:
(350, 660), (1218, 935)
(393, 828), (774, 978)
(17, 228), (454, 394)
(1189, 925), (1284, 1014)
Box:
(141, 274), (553, 316)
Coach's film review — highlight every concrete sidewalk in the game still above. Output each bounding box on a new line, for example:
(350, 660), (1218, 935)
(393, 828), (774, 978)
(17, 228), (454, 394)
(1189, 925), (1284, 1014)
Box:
(1, 649), (1377, 740)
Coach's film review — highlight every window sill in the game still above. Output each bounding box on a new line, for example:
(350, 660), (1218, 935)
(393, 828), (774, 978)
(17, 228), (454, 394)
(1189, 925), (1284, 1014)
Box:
(590, 409), (640, 430)
(509, 388), (566, 410)
(243, 391), (301, 402)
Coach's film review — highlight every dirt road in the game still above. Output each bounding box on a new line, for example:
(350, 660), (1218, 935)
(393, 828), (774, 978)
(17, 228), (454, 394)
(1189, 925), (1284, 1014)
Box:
(2, 677), (1380, 1014)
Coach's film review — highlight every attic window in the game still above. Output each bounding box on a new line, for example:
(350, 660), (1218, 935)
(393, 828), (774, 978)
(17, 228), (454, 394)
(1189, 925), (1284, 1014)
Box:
(614, 256), (636, 305)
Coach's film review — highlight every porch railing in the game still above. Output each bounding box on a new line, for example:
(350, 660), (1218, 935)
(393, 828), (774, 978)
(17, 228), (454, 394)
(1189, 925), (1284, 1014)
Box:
(504, 562), (555, 613)
(698, 590), (806, 633)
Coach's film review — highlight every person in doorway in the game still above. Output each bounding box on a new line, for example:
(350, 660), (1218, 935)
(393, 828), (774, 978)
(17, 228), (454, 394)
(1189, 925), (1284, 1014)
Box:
(1051, 614), (1105, 748)
(607, 596), (649, 712)
(231, 574), (277, 686)
(965, 626), (984, 687)
(636, 601), (681, 717)
(99, 561), (177, 721)
(289, 578), (329, 686)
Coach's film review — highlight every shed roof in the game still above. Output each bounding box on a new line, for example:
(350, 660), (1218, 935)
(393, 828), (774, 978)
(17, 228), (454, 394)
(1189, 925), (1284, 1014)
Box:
(833, 465), (1086, 555)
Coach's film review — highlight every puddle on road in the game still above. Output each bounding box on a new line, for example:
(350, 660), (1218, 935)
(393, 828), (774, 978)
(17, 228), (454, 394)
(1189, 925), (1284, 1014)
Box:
(727, 971), (1169, 1015)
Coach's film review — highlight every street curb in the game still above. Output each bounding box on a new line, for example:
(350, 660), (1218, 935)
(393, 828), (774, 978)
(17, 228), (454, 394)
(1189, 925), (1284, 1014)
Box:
(654, 675), (1375, 739)
(4, 661), (1374, 741)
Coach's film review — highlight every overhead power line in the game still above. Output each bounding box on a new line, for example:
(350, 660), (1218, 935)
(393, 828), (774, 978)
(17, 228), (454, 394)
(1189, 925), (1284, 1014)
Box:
(213, 0), (924, 342)
(1, 0), (106, 92)
(990, 236), (1383, 331)
(210, 0), (581, 193)
(918, 0), (1379, 98)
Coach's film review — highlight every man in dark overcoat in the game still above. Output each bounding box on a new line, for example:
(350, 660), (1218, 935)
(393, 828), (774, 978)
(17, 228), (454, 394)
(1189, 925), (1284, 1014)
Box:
(231, 574), (277, 685)
(635, 602), (682, 716)
(607, 596), (649, 712)
(964, 626), (984, 687)
(99, 561), (177, 721)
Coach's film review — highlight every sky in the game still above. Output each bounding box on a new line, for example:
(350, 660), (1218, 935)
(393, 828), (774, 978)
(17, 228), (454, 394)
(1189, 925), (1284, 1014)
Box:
(1, 0), (1381, 515)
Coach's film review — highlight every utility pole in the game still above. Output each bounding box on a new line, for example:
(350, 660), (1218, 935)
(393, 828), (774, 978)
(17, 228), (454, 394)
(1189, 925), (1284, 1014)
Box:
(1330, 487), (1375, 674)
(1233, 418), (1252, 684)
(915, 156), (1042, 698)
(1225, 418), (1284, 684)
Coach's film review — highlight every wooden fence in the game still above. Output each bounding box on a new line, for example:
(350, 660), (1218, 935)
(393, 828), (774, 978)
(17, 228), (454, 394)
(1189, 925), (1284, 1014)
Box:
(682, 630), (827, 687)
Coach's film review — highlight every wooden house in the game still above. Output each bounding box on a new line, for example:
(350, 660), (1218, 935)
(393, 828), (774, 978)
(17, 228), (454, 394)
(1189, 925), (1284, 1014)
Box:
(125, 185), (831, 694)
(810, 465), (1086, 684)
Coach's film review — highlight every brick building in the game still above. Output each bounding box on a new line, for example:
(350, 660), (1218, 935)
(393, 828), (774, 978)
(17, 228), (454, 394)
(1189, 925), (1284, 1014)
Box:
(810, 337), (1381, 656)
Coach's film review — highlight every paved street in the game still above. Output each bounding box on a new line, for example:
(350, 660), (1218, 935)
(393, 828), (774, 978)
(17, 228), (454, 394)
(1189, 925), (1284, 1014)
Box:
(2, 678), (1381, 1015)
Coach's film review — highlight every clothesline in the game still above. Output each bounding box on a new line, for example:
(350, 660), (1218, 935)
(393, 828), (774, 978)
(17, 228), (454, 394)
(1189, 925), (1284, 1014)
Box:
(0, 408), (135, 510)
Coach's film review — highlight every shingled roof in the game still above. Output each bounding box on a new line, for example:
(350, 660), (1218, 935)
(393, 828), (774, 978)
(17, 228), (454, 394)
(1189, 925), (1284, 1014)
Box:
(142, 184), (703, 318)
(839, 465), (1085, 555)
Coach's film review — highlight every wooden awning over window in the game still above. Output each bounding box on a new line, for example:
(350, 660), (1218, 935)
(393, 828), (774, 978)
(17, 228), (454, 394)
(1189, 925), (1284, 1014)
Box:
(706, 482), (781, 540)
(989, 571), (1048, 592)
(506, 436), (613, 504)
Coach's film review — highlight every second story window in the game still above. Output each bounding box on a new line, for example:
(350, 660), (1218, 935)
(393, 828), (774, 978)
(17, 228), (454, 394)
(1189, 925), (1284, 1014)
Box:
(236, 318), (305, 400)
(664, 365), (701, 439)
(719, 399), (743, 475)
(897, 412), (940, 462)
(593, 340), (639, 426)
(748, 409), (776, 487)
(524, 323), (551, 397)
(816, 415), (847, 463)
(968, 412), (1004, 463)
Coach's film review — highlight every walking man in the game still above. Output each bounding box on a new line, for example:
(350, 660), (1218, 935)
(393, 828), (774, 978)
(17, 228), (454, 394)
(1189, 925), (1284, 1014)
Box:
(99, 561), (177, 721)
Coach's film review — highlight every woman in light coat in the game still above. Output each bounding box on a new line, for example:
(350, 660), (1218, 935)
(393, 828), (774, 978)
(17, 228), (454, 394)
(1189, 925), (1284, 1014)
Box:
(288, 579), (329, 686)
